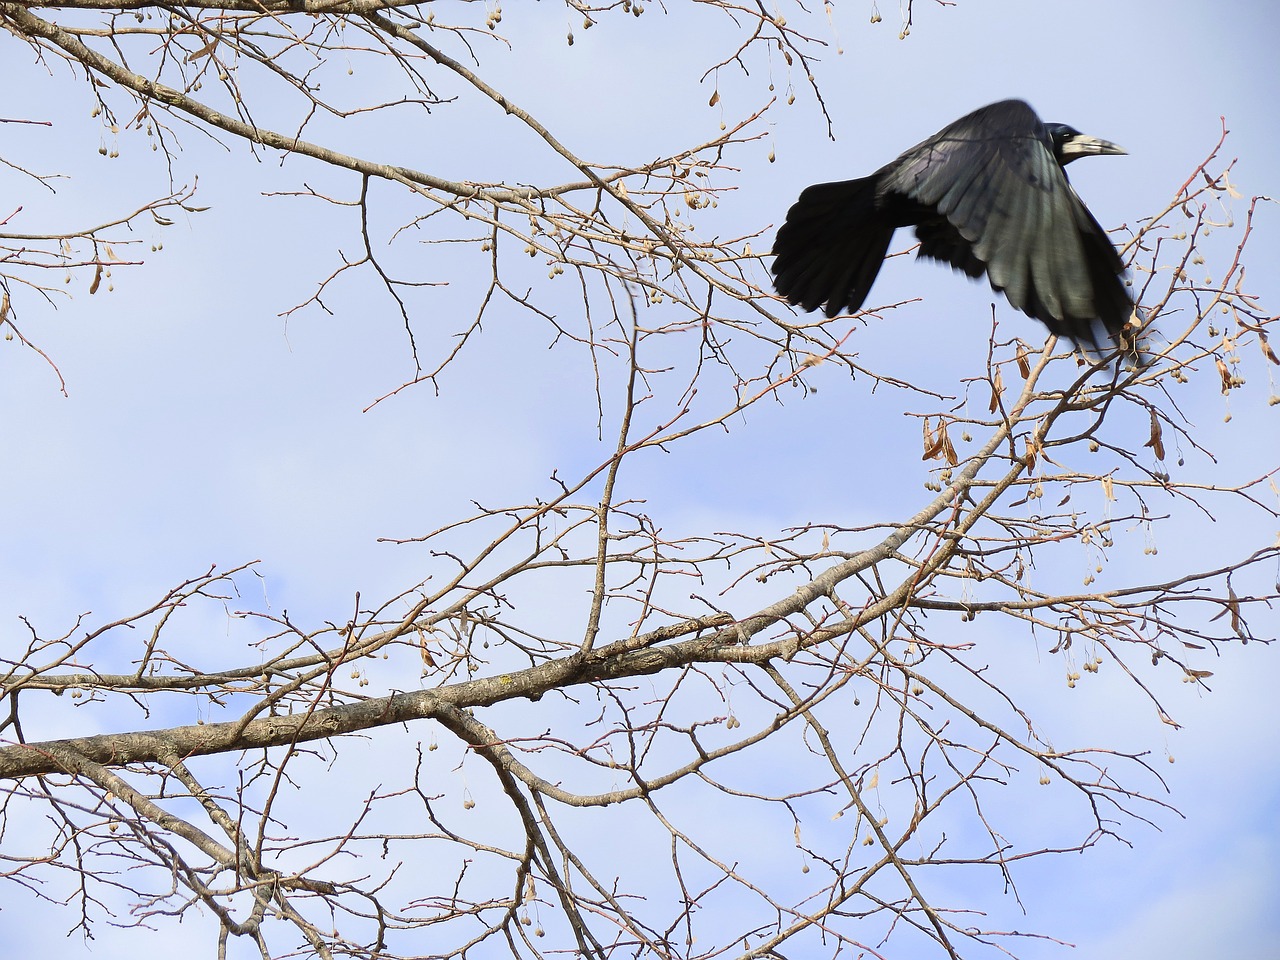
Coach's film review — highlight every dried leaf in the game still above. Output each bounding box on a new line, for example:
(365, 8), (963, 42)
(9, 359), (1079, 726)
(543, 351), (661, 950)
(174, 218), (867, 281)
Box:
(88, 263), (102, 295)
(187, 39), (218, 62)
(1215, 356), (1232, 393)
(1015, 346), (1030, 380)
(988, 367), (1003, 414)
(1144, 408), (1165, 461)
(1259, 331), (1279, 366)
(1185, 668), (1215, 680)
(417, 628), (437, 668)
(1101, 476), (1115, 501)
(708, 89), (720, 107)
(941, 428), (958, 466)
(922, 418), (944, 461)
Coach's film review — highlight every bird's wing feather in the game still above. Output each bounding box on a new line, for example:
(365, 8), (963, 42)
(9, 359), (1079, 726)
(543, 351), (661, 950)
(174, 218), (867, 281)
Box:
(771, 177), (896, 318)
(882, 99), (1129, 343)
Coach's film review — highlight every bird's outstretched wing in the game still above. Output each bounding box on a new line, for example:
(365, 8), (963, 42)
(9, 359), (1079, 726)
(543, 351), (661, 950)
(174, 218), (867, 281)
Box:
(881, 99), (1131, 344)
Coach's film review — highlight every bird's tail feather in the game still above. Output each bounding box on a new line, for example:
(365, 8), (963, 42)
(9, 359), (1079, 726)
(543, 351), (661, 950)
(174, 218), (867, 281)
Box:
(771, 178), (895, 319)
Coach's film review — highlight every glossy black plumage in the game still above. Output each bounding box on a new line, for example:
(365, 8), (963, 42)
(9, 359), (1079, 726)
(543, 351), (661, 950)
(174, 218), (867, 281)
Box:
(771, 99), (1135, 348)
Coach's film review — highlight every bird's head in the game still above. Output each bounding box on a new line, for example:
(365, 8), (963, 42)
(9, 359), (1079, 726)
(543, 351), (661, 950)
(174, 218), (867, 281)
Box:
(1045, 122), (1127, 166)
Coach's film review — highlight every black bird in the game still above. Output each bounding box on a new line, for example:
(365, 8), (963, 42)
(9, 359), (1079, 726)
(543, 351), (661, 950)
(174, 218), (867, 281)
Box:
(771, 99), (1135, 349)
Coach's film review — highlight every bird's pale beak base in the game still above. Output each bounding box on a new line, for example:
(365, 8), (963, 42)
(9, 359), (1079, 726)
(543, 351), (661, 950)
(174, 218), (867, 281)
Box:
(1060, 135), (1127, 162)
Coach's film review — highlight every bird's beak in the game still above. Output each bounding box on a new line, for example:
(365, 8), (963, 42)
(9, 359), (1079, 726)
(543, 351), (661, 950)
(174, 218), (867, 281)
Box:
(1060, 135), (1127, 161)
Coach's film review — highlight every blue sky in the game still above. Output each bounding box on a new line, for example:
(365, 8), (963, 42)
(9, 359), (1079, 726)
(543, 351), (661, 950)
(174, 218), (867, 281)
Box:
(2, 1), (1278, 957)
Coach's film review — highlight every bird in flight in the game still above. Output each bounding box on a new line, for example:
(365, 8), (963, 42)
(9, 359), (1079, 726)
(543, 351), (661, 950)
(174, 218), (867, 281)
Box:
(771, 99), (1137, 350)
